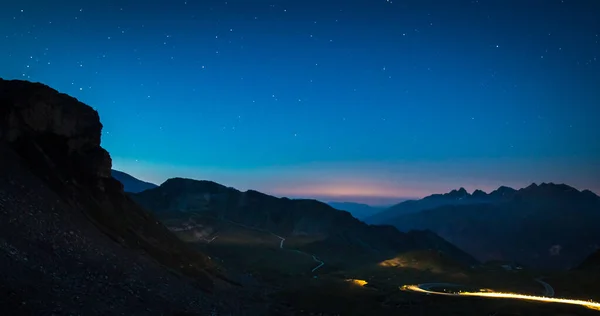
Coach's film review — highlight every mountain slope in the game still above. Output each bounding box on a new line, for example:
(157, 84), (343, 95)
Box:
(386, 183), (600, 270)
(365, 186), (516, 224)
(111, 169), (157, 193)
(131, 178), (478, 269)
(577, 249), (600, 270)
(327, 202), (385, 220)
(0, 79), (243, 315)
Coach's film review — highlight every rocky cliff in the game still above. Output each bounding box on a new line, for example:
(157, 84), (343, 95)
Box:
(0, 79), (250, 315)
(0, 79), (111, 180)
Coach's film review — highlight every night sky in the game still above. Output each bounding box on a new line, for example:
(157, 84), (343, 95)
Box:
(1, 0), (599, 205)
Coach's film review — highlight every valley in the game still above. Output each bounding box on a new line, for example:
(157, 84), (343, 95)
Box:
(149, 185), (600, 315)
(1, 78), (599, 315)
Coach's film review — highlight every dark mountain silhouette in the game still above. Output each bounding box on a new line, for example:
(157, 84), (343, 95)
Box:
(111, 169), (157, 193)
(0, 79), (248, 315)
(131, 178), (478, 269)
(577, 249), (600, 270)
(327, 201), (385, 220)
(380, 183), (600, 270)
(9, 79), (595, 315)
(365, 186), (517, 224)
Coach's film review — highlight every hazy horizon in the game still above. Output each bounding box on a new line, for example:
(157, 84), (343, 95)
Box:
(3, 0), (599, 201)
(112, 163), (600, 206)
(2, 0), (600, 314)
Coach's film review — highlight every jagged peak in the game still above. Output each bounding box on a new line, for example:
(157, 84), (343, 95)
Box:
(582, 189), (600, 198)
(446, 187), (469, 198)
(520, 182), (580, 193)
(497, 185), (516, 191)
(490, 185), (516, 195)
(525, 182), (539, 189)
(472, 189), (488, 197)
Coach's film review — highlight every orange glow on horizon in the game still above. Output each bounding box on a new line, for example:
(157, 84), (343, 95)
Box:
(268, 183), (427, 199)
(112, 159), (600, 201)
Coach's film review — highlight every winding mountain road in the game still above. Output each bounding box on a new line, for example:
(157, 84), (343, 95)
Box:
(311, 255), (325, 272)
(193, 235), (219, 243)
(215, 217), (325, 273)
(272, 234), (285, 249)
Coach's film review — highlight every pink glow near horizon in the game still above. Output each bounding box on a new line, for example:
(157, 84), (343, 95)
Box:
(112, 158), (600, 205)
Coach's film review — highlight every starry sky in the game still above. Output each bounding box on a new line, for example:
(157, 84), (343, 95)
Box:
(1, 0), (599, 205)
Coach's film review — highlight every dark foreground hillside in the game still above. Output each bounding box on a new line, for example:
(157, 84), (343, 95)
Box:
(578, 249), (600, 270)
(0, 79), (254, 315)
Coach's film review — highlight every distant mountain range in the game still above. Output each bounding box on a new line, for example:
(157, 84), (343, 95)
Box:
(110, 171), (476, 267)
(364, 186), (517, 224)
(5, 77), (598, 315)
(326, 202), (386, 220)
(111, 169), (600, 271)
(111, 169), (157, 193)
(367, 183), (600, 270)
(109, 172), (386, 220)
(130, 178), (478, 269)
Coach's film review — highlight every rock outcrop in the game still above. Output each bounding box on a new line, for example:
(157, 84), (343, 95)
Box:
(0, 79), (111, 179)
(0, 79), (249, 315)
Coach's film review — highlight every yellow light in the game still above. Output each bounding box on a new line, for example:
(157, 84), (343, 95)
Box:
(347, 279), (368, 286)
(459, 291), (600, 311)
(401, 284), (600, 311)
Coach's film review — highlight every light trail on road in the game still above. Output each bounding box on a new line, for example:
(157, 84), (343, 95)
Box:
(272, 234), (285, 249)
(401, 284), (600, 311)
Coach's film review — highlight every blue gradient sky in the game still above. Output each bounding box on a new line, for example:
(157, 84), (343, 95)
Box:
(2, 0), (599, 204)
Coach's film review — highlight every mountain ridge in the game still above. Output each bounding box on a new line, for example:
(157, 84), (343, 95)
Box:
(578, 249), (600, 270)
(326, 201), (385, 220)
(131, 177), (479, 268)
(111, 169), (158, 193)
(375, 183), (600, 270)
(366, 183), (597, 224)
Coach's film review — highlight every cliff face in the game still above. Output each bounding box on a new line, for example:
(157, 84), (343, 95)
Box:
(0, 79), (110, 180)
(0, 79), (246, 315)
